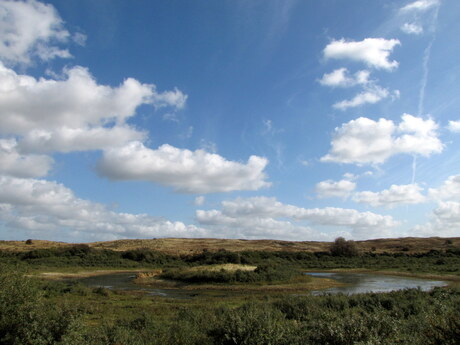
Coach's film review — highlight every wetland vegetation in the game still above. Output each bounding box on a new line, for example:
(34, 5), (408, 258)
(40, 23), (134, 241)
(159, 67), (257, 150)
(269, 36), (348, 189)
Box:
(0, 237), (459, 344)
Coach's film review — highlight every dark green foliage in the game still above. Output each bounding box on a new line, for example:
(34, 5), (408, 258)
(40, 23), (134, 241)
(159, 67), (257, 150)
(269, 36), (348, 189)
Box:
(1, 260), (459, 345)
(206, 288), (460, 345)
(121, 248), (177, 265)
(0, 246), (181, 268)
(16, 245), (129, 267)
(165, 308), (214, 345)
(422, 289), (460, 345)
(330, 237), (359, 257)
(93, 286), (111, 296)
(1, 244), (459, 275)
(83, 313), (163, 345)
(209, 302), (290, 345)
(183, 249), (242, 265)
(159, 264), (301, 284)
(0, 265), (83, 344)
(41, 280), (90, 297)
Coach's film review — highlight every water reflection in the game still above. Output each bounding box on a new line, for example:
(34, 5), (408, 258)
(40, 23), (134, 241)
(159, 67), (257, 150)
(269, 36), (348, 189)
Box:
(76, 271), (449, 298)
(79, 273), (193, 299)
(306, 272), (448, 295)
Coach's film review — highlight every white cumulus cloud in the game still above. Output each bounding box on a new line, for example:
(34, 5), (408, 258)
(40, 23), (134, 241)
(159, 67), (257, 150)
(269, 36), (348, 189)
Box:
(333, 85), (391, 110)
(412, 201), (460, 238)
(315, 179), (356, 199)
(97, 141), (271, 194)
(0, 176), (205, 241)
(321, 114), (443, 164)
(194, 196), (205, 206)
(353, 184), (427, 207)
(319, 68), (370, 88)
(196, 209), (318, 241)
(428, 174), (460, 201)
(0, 63), (178, 135)
(18, 126), (146, 154)
(0, 63), (185, 153)
(196, 196), (399, 239)
(151, 87), (187, 110)
(0, 138), (52, 178)
(323, 38), (401, 71)
(447, 120), (460, 132)
(0, 0), (71, 65)
(411, 174), (460, 237)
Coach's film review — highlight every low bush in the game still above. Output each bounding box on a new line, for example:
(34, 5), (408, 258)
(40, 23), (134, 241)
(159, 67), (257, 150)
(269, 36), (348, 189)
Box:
(209, 302), (290, 345)
(159, 264), (302, 284)
(0, 265), (84, 344)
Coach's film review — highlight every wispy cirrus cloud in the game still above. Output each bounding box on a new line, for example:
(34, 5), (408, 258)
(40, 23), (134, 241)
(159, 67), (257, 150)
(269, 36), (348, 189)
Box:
(401, 22), (424, 35)
(400, 0), (440, 13)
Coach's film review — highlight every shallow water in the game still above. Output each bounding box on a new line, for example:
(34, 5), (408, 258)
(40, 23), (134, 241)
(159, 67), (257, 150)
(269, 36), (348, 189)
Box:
(306, 272), (448, 295)
(76, 271), (449, 298)
(78, 273), (193, 299)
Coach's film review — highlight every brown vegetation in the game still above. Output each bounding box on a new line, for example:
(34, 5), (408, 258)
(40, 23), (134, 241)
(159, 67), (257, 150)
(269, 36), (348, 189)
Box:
(0, 236), (459, 255)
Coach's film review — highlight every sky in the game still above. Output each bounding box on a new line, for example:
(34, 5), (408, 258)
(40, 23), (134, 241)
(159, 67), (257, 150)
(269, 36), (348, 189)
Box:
(0, 0), (460, 243)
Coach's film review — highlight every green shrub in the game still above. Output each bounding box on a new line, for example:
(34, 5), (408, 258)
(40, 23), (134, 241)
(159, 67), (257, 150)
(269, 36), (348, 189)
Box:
(159, 264), (301, 284)
(209, 303), (290, 345)
(330, 237), (359, 257)
(0, 264), (83, 344)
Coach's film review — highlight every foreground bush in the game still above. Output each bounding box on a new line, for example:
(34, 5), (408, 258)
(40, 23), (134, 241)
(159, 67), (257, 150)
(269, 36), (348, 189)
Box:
(0, 265), (83, 344)
(1, 260), (459, 345)
(209, 302), (290, 345)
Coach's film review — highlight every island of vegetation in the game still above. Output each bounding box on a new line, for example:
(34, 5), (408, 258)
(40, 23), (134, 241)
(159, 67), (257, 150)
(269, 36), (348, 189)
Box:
(0, 236), (459, 344)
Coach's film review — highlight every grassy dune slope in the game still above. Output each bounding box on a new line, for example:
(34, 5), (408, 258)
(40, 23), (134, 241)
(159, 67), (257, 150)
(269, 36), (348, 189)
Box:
(1, 236), (459, 254)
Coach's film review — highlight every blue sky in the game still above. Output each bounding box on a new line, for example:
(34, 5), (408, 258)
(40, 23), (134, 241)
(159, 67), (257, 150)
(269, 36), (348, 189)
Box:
(1, 0), (460, 242)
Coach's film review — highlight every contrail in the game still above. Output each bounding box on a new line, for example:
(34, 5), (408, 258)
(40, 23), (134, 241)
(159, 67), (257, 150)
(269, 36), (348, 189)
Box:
(417, 2), (440, 116)
(417, 39), (434, 117)
(413, 4), (440, 183)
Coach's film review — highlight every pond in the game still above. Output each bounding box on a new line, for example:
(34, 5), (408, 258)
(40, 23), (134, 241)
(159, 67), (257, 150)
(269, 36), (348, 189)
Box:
(76, 271), (449, 297)
(306, 272), (448, 295)
(78, 273), (194, 299)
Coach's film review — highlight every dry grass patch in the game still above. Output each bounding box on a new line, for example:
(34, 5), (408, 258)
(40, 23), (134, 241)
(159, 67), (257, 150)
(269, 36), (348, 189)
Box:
(1, 236), (459, 255)
(36, 269), (145, 280)
(0, 240), (72, 252)
(188, 264), (257, 273)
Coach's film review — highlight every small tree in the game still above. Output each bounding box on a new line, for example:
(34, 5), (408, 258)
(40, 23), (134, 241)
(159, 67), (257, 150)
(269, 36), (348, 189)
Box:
(25, 239), (33, 245)
(330, 237), (359, 257)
